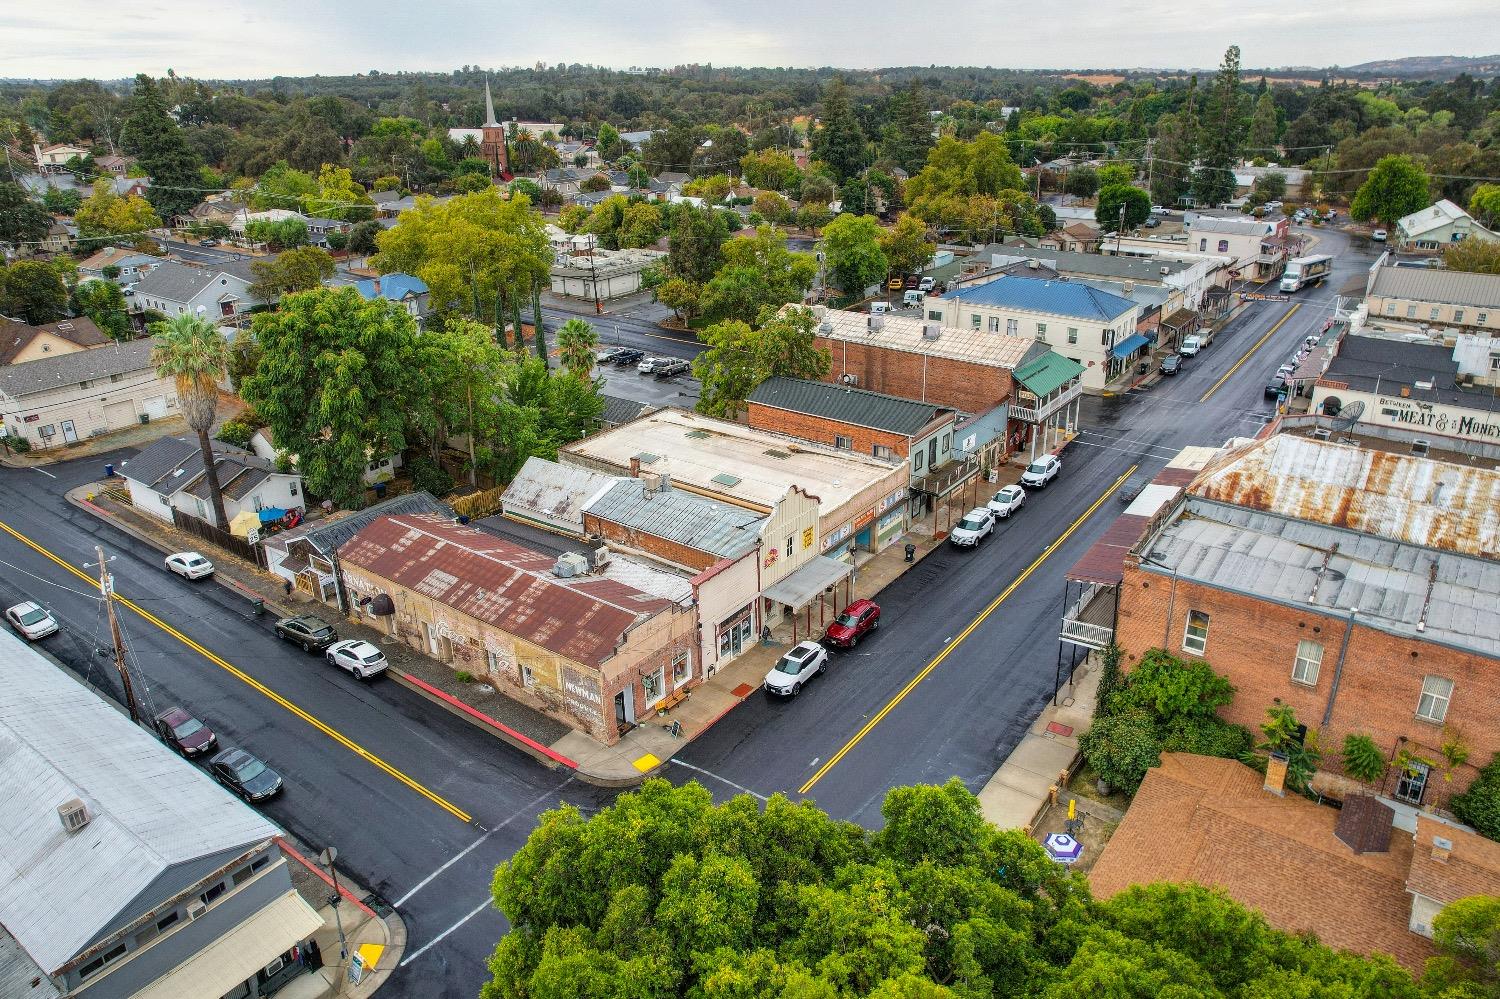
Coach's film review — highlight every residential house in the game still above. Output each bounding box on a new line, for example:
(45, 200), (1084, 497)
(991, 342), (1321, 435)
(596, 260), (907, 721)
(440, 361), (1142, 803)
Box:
(499, 456), (624, 536)
(599, 394), (656, 429)
(0, 316), (109, 366)
(539, 168), (587, 199)
(119, 435), (304, 531)
(0, 339), (176, 450)
(247, 425), (402, 487)
(571, 190), (614, 209)
(1395, 199), (1500, 251)
(30, 219), (73, 255)
(77, 246), (162, 285)
(262, 491), (451, 605)
(350, 273), (431, 327)
(582, 476), (770, 672)
(302, 216), (352, 248)
(179, 197), (240, 231)
(982, 247), (1217, 309)
(368, 190), (402, 217)
(94, 153), (137, 176)
(616, 130), (655, 150)
(0, 630), (322, 999)
(1109, 434), (1500, 809)
(338, 513), (698, 743)
(132, 260), (263, 321)
(1090, 753), (1500, 973)
(1041, 222), (1102, 254)
(31, 142), (88, 173)
(929, 274), (1141, 390)
(551, 248), (666, 301)
(1364, 258), (1500, 333)
(382, 193), (454, 215)
(1232, 163), (1309, 198)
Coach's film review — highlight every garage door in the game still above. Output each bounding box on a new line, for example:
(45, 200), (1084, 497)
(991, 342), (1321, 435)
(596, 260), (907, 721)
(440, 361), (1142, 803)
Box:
(143, 396), (169, 420)
(104, 400), (137, 430)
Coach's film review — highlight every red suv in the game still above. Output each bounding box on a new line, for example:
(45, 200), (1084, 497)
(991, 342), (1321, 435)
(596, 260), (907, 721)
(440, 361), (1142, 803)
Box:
(825, 599), (881, 648)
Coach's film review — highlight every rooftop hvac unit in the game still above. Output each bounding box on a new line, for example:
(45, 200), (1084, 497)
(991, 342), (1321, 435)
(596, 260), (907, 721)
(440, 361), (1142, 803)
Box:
(1311, 428), (1331, 441)
(57, 798), (90, 834)
(819, 321), (834, 335)
(592, 547), (612, 570)
(552, 552), (590, 578)
(186, 900), (206, 920)
(921, 323), (942, 340)
(840, 373), (858, 386)
(867, 315), (884, 332)
(1412, 439), (1430, 458)
(1160, 266), (1170, 275)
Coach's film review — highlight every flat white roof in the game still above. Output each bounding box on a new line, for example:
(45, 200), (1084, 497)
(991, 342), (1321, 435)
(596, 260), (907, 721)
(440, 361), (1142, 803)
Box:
(813, 306), (1036, 370)
(561, 407), (902, 513)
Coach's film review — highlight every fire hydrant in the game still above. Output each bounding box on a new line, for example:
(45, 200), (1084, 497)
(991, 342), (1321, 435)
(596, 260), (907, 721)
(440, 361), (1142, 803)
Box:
(904, 542), (916, 563)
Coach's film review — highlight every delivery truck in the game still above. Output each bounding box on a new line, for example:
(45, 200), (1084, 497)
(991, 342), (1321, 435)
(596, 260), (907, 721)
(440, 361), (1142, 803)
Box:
(1280, 254), (1333, 293)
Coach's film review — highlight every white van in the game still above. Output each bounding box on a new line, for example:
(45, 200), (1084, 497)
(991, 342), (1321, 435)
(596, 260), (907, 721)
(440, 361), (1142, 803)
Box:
(869, 301), (890, 315)
(902, 290), (924, 307)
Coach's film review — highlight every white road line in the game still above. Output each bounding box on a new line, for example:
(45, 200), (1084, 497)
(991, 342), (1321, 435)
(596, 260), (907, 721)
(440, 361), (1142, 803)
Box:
(30, 467), (56, 479)
(399, 898), (495, 967)
(1063, 438), (1185, 461)
(669, 758), (769, 801)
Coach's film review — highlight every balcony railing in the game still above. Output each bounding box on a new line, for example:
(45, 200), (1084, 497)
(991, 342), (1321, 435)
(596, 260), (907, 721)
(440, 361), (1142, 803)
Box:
(1009, 381), (1082, 423)
(1059, 584), (1116, 650)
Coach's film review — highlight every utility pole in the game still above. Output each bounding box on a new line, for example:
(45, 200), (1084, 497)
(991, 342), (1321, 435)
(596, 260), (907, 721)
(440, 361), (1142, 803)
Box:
(1115, 202), (1126, 255)
(588, 248), (602, 316)
(1145, 137), (1154, 197)
(95, 545), (141, 724)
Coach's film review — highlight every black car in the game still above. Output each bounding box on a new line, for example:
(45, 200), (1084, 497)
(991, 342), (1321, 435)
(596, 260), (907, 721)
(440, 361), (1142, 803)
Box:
(209, 748), (283, 802)
(611, 348), (644, 366)
(154, 706), (217, 757)
(1265, 376), (1287, 399)
(654, 358), (690, 379)
(274, 615), (338, 653)
(1159, 354), (1182, 375)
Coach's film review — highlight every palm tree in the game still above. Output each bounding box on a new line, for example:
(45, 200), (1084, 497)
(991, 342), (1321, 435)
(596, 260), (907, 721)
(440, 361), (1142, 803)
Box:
(556, 318), (599, 381)
(458, 134), (481, 159)
(151, 313), (231, 528)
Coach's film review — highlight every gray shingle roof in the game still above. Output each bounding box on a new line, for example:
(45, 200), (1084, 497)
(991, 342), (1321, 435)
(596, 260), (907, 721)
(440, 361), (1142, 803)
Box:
(1321, 334), (1498, 408)
(993, 247), (1192, 281)
(600, 394), (654, 427)
(585, 480), (762, 560)
(132, 260), (223, 303)
(748, 376), (953, 437)
(1367, 264), (1500, 308)
(119, 436), (200, 491)
(0, 339), (159, 400)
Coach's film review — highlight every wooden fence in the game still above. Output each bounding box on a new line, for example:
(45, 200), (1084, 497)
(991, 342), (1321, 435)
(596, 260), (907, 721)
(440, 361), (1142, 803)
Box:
(170, 508), (267, 568)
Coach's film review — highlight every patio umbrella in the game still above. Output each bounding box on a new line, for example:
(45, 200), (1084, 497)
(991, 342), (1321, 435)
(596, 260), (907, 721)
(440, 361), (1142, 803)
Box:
(228, 510), (261, 538)
(1043, 832), (1083, 865)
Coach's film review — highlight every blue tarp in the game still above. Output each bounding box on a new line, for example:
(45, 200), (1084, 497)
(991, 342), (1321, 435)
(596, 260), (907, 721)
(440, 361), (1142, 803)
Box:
(1111, 333), (1150, 358)
(258, 507), (288, 523)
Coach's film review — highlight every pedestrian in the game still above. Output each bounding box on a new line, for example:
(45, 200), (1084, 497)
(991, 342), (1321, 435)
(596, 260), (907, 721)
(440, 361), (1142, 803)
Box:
(283, 579), (293, 598)
(305, 938), (322, 971)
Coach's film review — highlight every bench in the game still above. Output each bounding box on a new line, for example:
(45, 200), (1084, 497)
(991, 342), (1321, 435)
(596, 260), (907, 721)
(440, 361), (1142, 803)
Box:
(658, 688), (690, 713)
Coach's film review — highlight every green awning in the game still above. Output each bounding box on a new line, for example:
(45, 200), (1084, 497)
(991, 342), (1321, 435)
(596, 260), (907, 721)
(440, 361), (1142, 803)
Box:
(1013, 352), (1085, 397)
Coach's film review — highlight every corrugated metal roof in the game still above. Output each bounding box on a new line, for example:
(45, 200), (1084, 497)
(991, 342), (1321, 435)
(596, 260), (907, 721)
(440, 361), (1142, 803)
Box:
(940, 274), (1136, 322)
(0, 632), (280, 975)
(812, 306), (1037, 370)
(600, 394), (654, 427)
(585, 481), (762, 559)
(262, 491), (451, 557)
(0, 928), (57, 998)
(1013, 352), (1084, 397)
(1190, 434), (1500, 559)
(1367, 264), (1500, 308)
(501, 457), (624, 531)
(353, 273), (427, 302)
(338, 514), (681, 668)
(748, 376), (951, 436)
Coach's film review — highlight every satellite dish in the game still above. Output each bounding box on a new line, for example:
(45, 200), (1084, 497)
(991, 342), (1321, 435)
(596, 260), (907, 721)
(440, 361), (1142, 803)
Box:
(1331, 400), (1365, 431)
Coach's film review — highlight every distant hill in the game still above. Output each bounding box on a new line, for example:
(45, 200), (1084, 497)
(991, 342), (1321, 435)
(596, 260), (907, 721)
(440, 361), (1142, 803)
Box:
(1337, 54), (1500, 78)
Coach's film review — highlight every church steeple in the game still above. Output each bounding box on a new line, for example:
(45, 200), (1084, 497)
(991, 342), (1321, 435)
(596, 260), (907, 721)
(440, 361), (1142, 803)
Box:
(483, 79), (499, 128)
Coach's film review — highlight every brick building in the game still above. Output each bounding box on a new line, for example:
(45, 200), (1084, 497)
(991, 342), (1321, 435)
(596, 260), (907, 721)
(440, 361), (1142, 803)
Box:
(338, 512), (697, 743)
(1110, 434), (1499, 809)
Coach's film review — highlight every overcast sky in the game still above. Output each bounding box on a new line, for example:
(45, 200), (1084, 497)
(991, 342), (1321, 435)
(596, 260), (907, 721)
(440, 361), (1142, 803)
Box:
(4, 0), (1499, 80)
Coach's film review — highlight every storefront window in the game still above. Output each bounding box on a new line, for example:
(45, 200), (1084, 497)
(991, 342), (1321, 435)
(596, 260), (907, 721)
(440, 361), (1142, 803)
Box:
(643, 667), (663, 702)
(672, 651), (690, 686)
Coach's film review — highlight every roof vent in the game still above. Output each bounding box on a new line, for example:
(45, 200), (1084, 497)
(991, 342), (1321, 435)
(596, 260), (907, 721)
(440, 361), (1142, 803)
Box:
(1160, 266), (1170, 275)
(1026, 258), (1039, 269)
(922, 323), (942, 340)
(57, 798), (91, 834)
(819, 321), (833, 335)
(1414, 380), (1433, 391)
(552, 552), (590, 578)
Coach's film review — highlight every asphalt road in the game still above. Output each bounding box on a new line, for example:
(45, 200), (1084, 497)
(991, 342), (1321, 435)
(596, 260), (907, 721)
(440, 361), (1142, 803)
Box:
(157, 237), (250, 265)
(0, 226), (1374, 994)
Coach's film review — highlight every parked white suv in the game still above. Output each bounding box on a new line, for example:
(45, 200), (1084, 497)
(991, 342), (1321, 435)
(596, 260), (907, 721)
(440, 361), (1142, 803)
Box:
(986, 484), (1026, 519)
(325, 639), (389, 679)
(764, 641), (827, 697)
(1020, 454), (1061, 489)
(949, 507), (995, 547)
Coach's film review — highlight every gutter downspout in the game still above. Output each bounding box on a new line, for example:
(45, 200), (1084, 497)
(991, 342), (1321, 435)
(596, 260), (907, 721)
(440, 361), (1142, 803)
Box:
(1321, 607), (1358, 727)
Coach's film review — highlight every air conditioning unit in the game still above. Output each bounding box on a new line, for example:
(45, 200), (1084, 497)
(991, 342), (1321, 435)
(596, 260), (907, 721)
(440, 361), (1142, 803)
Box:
(867, 315), (884, 332)
(1311, 428), (1331, 440)
(591, 547), (611, 570)
(186, 900), (207, 920)
(57, 799), (91, 834)
(1412, 439), (1430, 457)
(552, 552), (590, 578)
(1160, 266), (1170, 275)
(840, 373), (858, 386)
(921, 323), (942, 340)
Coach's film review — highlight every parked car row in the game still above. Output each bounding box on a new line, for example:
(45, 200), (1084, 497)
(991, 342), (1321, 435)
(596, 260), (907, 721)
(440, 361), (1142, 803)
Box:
(1159, 332), (1209, 376)
(763, 598), (881, 698)
(1265, 334), (1323, 399)
(597, 347), (692, 379)
(275, 614), (389, 679)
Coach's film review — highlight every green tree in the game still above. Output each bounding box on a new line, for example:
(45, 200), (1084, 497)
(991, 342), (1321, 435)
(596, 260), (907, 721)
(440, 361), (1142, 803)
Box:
(248, 246), (335, 301)
(1096, 163), (1135, 188)
(1470, 184), (1500, 228)
(667, 203), (730, 284)
(1080, 710), (1164, 792)
(73, 280), (131, 340)
(346, 220), (381, 256)
(1193, 45), (1244, 208)
(41, 186), (83, 216)
(596, 122), (622, 161)
(821, 214), (888, 298)
(1248, 91), (1279, 153)
(1251, 172), (1287, 204)
(1340, 733), (1389, 786)
(556, 318), (599, 380)
(1096, 183), (1152, 232)
(693, 306), (830, 418)
(1115, 648), (1235, 719)
(249, 161), (317, 212)
(151, 314), (231, 528)
(241, 288), (431, 508)
(1351, 155), (1431, 227)
(878, 214), (935, 277)
(701, 225), (818, 325)
(658, 277), (702, 323)
(880, 79), (935, 175)
(683, 174), (733, 204)
(0, 260), (70, 324)
(741, 149), (802, 192)
(811, 77), (869, 182)
(584, 195), (663, 250)
(580, 173), (611, 193)
(1064, 165), (1099, 199)
(419, 317), (513, 486)
(1422, 895), (1500, 998)
(752, 191), (793, 225)
(0, 182), (51, 250)
(1149, 111), (1196, 208)
(1443, 238), (1500, 275)
(1256, 704), (1322, 794)
(1451, 753), (1500, 840)
(75, 178), (162, 251)
(118, 74), (201, 220)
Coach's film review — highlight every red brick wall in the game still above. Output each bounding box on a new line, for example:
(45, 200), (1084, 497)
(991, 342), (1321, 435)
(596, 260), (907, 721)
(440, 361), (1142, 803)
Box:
(1115, 562), (1495, 807)
(583, 513), (717, 572)
(814, 337), (1014, 415)
(745, 403), (914, 459)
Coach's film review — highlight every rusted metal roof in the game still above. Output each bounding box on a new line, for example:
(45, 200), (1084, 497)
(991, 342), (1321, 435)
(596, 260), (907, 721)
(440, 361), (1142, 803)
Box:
(1190, 434), (1500, 559)
(339, 513), (676, 669)
(1067, 513), (1148, 585)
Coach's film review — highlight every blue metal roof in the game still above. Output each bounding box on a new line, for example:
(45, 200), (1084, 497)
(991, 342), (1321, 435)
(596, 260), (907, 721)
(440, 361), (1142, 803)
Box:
(1111, 333), (1151, 358)
(940, 275), (1136, 322)
(354, 273), (428, 301)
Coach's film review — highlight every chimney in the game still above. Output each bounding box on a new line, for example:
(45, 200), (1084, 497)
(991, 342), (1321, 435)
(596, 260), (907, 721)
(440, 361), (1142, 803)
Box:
(1264, 752), (1288, 796)
(1431, 835), (1453, 863)
(1400, 385), (1410, 397)
(629, 456), (641, 476)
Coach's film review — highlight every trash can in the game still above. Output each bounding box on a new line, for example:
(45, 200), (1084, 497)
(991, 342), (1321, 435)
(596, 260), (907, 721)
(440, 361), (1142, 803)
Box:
(250, 598), (265, 616)
(904, 542), (916, 562)
(373, 481), (387, 499)
(104, 463), (114, 478)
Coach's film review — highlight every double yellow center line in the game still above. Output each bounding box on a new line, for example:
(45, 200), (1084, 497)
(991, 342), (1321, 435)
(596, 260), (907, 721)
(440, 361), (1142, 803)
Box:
(1199, 303), (1302, 403)
(798, 464), (1139, 794)
(0, 519), (472, 823)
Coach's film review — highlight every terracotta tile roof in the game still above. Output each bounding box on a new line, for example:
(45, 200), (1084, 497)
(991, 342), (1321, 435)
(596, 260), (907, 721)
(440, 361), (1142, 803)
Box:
(1408, 815), (1500, 905)
(337, 513), (674, 669)
(1090, 753), (1436, 971)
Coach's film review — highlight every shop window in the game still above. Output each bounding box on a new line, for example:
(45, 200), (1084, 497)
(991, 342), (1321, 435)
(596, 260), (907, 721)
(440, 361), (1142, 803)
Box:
(672, 651), (690, 686)
(1182, 610), (1210, 655)
(200, 881), (227, 906)
(834, 434), (852, 450)
(643, 667), (664, 702)
(1291, 640), (1322, 685)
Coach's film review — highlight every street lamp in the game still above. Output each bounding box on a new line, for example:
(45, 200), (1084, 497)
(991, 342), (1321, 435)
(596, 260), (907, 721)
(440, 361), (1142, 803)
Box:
(318, 846), (349, 961)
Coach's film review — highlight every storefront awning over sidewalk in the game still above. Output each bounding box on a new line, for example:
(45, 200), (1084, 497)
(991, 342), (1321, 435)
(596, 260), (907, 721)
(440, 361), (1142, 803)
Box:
(760, 555), (853, 610)
(1110, 333), (1151, 358)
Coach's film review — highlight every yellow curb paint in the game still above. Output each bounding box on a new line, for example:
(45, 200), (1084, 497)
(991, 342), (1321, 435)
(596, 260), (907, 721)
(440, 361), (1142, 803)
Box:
(633, 753), (662, 772)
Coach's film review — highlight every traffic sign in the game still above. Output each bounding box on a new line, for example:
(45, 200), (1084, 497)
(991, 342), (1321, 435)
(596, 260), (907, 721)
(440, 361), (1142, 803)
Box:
(1241, 292), (1291, 301)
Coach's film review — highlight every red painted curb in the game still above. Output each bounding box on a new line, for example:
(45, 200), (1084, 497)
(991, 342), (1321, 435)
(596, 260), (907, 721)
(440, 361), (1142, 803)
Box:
(276, 837), (378, 919)
(395, 671), (579, 771)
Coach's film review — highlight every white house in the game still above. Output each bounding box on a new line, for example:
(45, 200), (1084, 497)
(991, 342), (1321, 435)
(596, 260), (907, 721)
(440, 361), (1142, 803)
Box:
(132, 260), (263, 320)
(249, 426), (403, 486)
(1395, 200), (1500, 251)
(120, 435), (304, 530)
(0, 339), (177, 451)
(1184, 214), (1292, 282)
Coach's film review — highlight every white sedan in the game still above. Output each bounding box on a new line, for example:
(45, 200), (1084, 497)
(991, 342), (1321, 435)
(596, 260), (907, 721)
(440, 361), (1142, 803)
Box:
(325, 639), (389, 680)
(763, 640), (828, 697)
(987, 484), (1026, 519)
(5, 601), (59, 640)
(165, 551), (215, 579)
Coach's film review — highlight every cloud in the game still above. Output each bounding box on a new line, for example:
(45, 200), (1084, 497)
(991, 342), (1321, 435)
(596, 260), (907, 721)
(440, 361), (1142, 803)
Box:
(1, 0), (1497, 78)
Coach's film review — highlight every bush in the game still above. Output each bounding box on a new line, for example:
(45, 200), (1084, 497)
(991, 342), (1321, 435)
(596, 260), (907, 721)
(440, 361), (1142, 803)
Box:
(408, 455), (453, 497)
(454, 670), (475, 683)
(1340, 733), (1389, 786)
(0, 433), (31, 454)
(1114, 648), (1235, 720)
(216, 419), (256, 450)
(1452, 753), (1500, 840)
(1160, 715), (1254, 760)
(1080, 710), (1163, 793)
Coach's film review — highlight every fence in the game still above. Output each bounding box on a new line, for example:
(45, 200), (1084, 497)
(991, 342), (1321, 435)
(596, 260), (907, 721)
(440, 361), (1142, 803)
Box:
(170, 508), (267, 568)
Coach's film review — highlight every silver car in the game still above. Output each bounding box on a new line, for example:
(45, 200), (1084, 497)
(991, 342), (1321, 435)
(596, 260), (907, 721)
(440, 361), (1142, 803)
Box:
(5, 601), (58, 640)
(764, 640), (828, 697)
(987, 484), (1026, 519)
(949, 507), (995, 547)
